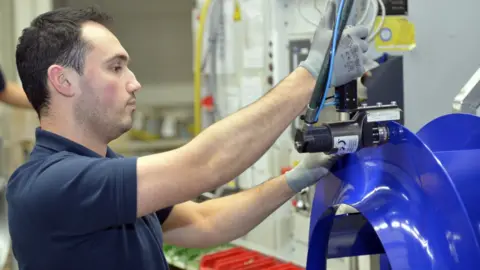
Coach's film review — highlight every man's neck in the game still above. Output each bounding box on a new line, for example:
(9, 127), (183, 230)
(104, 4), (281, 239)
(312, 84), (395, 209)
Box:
(40, 119), (108, 157)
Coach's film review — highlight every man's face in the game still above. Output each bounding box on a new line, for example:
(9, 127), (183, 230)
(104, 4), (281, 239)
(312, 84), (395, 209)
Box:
(73, 22), (141, 142)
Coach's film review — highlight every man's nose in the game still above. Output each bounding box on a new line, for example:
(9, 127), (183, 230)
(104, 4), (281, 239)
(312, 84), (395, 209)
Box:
(127, 78), (142, 93)
(126, 69), (141, 93)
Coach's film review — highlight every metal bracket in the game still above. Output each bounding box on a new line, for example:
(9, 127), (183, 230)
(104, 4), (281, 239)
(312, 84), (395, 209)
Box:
(453, 67), (480, 115)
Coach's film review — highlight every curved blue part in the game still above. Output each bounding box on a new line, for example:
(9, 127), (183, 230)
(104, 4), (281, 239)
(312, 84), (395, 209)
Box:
(416, 113), (480, 151)
(306, 114), (480, 270)
(417, 114), (480, 255)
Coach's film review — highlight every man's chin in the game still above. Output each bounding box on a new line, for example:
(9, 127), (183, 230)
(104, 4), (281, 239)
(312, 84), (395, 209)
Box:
(106, 124), (132, 144)
(111, 117), (134, 138)
(120, 120), (133, 134)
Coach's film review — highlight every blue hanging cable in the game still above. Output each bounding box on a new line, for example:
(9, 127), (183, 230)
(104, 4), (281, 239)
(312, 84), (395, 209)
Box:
(314, 0), (346, 122)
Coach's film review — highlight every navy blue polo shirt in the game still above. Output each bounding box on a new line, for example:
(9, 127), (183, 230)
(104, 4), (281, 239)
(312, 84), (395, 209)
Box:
(7, 128), (174, 270)
(0, 66), (6, 92)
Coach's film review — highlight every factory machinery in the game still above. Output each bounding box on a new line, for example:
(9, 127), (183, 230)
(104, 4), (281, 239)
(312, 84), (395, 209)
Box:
(192, 0), (480, 268)
(294, 0), (400, 155)
(296, 0), (480, 269)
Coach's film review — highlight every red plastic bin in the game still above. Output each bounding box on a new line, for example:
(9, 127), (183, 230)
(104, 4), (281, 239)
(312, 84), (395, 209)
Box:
(240, 257), (278, 270)
(200, 247), (262, 270)
(214, 251), (271, 270)
(266, 263), (304, 270)
(200, 246), (304, 270)
(214, 253), (261, 270)
(200, 247), (249, 269)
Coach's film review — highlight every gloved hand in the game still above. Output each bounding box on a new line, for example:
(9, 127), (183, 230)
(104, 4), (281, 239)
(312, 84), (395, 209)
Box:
(285, 153), (340, 193)
(299, 0), (378, 86)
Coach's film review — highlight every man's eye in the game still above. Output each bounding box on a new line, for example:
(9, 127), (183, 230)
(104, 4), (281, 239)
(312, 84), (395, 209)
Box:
(113, 66), (123, 72)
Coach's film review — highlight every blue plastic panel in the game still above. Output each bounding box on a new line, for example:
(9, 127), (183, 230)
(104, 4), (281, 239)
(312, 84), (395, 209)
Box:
(307, 114), (480, 270)
(416, 113), (480, 151)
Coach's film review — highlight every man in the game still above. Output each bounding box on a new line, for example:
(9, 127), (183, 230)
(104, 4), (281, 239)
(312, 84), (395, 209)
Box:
(0, 66), (31, 108)
(7, 5), (371, 270)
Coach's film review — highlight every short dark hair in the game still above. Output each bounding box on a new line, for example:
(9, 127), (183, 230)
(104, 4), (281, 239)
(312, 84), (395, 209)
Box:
(16, 6), (112, 117)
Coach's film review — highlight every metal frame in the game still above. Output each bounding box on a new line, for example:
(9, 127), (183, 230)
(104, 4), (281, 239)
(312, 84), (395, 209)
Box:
(453, 67), (480, 115)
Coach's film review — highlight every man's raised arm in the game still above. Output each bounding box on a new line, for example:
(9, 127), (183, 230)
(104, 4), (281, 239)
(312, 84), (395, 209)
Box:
(137, 67), (314, 216)
(135, 13), (370, 217)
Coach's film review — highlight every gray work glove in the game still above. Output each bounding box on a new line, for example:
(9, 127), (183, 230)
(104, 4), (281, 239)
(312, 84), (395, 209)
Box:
(285, 153), (340, 193)
(299, 1), (378, 87)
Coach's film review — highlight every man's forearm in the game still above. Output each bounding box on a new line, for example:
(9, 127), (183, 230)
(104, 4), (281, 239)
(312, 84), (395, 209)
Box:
(186, 67), (314, 192)
(196, 175), (295, 246)
(136, 68), (314, 216)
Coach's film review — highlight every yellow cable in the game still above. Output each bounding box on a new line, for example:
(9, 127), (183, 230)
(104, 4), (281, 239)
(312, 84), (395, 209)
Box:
(194, 0), (212, 136)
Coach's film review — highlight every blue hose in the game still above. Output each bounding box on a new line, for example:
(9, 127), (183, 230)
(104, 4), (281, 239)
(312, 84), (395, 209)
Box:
(315, 0), (347, 122)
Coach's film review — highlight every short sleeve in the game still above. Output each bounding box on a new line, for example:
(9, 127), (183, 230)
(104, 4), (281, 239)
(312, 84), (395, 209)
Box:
(156, 206), (174, 225)
(29, 155), (138, 234)
(0, 67), (5, 92)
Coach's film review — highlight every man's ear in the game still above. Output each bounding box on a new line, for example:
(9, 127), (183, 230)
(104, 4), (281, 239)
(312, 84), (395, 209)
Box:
(47, 65), (75, 97)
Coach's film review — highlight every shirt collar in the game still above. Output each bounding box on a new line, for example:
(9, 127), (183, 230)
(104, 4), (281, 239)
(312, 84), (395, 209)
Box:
(34, 127), (118, 158)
